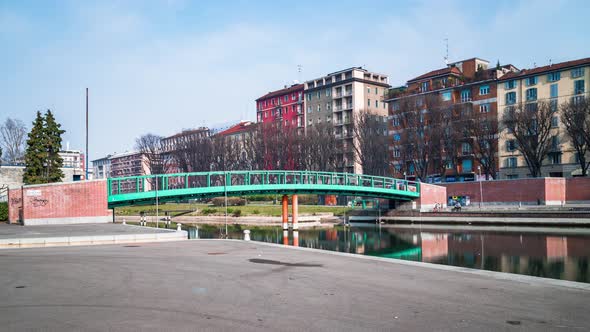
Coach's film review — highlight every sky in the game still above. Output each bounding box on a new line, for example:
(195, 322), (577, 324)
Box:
(1, 0), (589, 161)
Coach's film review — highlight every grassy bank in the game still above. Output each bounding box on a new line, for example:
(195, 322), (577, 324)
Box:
(115, 202), (352, 217)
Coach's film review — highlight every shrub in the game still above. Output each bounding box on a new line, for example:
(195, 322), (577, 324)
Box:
(247, 195), (275, 202)
(211, 197), (246, 206)
(232, 209), (242, 217)
(201, 208), (217, 215)
(0, 202), (7, 221)
(252, 209), (260, 215)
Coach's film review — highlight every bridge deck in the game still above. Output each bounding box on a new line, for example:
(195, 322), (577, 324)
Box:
(107, 170), (420, 207)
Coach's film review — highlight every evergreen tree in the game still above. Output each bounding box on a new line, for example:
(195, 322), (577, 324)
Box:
(22, 110), (65, 184)
(23, 111), (47, 184)
(43, 110), (65, 182)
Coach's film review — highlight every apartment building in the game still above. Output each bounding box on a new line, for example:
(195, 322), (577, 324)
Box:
(256, 84), (305, 133)
(304, 67), (390, 173)
(387, 58), (517, 182)
(498, 57), (590, 178)
(109, 151), (149, 178)
(92, 155), (112, 179)
(59, 149), (86, 181)
(161, 127), (210, 153)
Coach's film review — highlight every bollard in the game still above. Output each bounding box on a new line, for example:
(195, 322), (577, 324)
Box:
(243, 230), (251, 241)
(122, 218), (126, 225)
(177, 223), (182, 231)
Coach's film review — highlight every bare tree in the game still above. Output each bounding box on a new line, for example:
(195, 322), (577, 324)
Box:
(467, 111), (499, 179)
(135, 134), (170, 176)
(351, 110), (388, 176)
(501, 101), (554, 177)
(0, 118), (27, 164)
(170, 135), (213, 172)
(560, 97), (590, 176)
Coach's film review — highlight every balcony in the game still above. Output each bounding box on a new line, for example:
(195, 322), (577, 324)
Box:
(344, 90), (352, 96)
(334, 105), (343, 111)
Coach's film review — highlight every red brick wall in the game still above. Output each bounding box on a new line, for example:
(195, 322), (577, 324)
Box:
(414, 183), (447, 211)
(8, 180), (111, 224)
(566, 177), (590, 202)
(443, 177), (590, 205)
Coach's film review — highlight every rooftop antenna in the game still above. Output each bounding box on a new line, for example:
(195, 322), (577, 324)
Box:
(549, 59), (552, 66)
(297, 65), (302, 83)
(444, 38), (449, 65)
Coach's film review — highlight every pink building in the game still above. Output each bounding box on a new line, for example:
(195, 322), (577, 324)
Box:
(256, 84), (305, 132)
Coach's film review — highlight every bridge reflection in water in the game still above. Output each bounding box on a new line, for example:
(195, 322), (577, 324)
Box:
(197, 225), (590, 283)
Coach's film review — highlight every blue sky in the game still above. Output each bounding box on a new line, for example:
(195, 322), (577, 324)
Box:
(1, 0), (588, 161)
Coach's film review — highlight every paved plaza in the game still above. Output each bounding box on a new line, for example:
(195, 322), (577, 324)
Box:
(0, 240), (588, 331)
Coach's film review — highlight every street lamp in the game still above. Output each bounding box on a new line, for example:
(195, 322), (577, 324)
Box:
(478, 165), (483, 209)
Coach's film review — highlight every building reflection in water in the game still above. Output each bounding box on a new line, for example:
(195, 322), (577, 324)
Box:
(205, 225), (590, 283)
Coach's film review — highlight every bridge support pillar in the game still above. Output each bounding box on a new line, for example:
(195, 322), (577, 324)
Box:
(283, 230), (289, 246)
(281, 195), (289, 230)
(292, 194), (298, 230)
(293, 230), (299, 247)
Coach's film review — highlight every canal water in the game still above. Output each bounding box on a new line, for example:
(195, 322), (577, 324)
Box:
(194, 224), (590, 283)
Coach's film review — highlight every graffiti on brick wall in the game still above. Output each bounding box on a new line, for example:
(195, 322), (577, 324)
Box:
(30, 197), (49, 207)
(10, 197), (22, 206)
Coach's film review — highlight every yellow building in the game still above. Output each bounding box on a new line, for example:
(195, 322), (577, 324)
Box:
(497, 57), (590, 178)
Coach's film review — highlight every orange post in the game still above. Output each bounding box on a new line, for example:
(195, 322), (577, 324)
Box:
(282, 195), (289, 230)
(283, 230), (289, 246)
(292, 194), (298, 230)
(293, 230), (299, 247)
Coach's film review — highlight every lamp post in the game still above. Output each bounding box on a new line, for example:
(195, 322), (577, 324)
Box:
(478, 166), (483, 209)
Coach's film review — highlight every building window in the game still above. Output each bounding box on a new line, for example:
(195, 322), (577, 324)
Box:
(367, 87), (371, 93)
(306, 93), (312, 101)
(461, 89), (471, 102)
(546, 99), (557, 114)
(479, 103), (490, 113)
(393, 149), (400, 158)
(574, 80), (585, 94)
(506, 140), (517, 152)
(547, 72), (561, 82)
(551, 116), (559, 128)
(505, 80), (516, 90)
(549, 153), (561, 165)
(462, 142), (472, 155)
(316, 91), (321, 98)
(525, 76), (537, 86)
(317, 105), (321, 112)
(375, 88), (378, 94)
(367, 99), (371, 107)
(420, 82), (429, 92)
(326, 103), (331, 111)
(307, 106), (312, 113)
(479, 85), (490, 95)
(375, 100), (379, 108)
(284, 95), (288, 102)
(506, 92), (516, 105)
(462, 159), (473, 172)
(393, 117), (400, 126)
(551, 135), (560, 150)
(550, 83), (558, 98)
(526, 88), (537, 101)
(445, 161), (453, 169)
(441, 91), (451, 101)
(506, 157), (517, 168)
(326, 89), (331, 97)
(572, 68), (585, 78)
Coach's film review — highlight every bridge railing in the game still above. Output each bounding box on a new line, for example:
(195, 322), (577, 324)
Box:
(107, 170), (420, 198)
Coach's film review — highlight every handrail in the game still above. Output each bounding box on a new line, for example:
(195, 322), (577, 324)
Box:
(107, 170), (420, 201)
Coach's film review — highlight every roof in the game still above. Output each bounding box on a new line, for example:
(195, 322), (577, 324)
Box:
(163, 127), (210, 140)
(216, 121), (255, 137)
(499, 57), (590, 81)
(256, 84), (304, 102)
(407, 66), (462, 83)
(108, 151), (143, 160)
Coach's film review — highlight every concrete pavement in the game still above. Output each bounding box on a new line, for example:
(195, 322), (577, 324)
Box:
(0, 240), (588, 331)
(0, 223), (187, 248)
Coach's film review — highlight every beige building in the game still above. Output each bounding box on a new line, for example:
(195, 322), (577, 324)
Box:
(304, 67), (390, 173)
(498, 57), (590, 178)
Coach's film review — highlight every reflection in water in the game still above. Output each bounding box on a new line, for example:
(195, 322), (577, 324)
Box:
(197, 225), (590, 283)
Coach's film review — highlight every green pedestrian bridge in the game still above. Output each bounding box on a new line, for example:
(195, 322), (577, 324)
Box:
(107, 170), (420, 208)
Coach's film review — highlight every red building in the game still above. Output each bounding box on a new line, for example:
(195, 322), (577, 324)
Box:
(256, 84), (305, 133)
